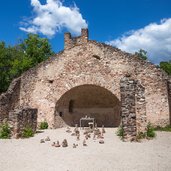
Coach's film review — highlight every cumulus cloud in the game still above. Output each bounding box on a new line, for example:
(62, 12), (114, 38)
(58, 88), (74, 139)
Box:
(20, 0), (87, 37)
(107, 18), (171, 64)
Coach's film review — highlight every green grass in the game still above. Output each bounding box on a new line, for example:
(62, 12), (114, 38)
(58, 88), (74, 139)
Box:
(146, 122), (156, 138)
(116, 126), (124, 140)
(39, 121), (48, 130)
(116, 123), (157, 141)
(154, 125), (171, 132)
(0, 123), (11, 139)
(136, 123), (156, 141)
(22, 126), (34, 138)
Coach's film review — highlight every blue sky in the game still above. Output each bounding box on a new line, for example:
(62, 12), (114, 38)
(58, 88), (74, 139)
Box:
(0, 0), (171, 63)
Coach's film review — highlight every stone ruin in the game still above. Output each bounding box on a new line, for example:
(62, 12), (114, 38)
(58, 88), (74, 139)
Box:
(9, 107), (37, 138)
(0, 78), (37, 138)
(0, 28), (171, 141)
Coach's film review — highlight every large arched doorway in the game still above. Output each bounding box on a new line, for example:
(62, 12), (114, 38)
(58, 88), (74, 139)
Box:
(54, 85), (121, 127)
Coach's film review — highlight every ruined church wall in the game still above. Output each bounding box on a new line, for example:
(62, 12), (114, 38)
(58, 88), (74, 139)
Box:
(18, 42), (170, 127)
(0, 77), (21, 123)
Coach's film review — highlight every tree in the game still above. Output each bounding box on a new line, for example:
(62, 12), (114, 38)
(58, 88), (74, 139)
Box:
(135, 49), (148, 60)
(20, 34), (54, 66)
(0, 42), (15, 92)
(0, 34), (54, 94)
(160, 61), (171, 75)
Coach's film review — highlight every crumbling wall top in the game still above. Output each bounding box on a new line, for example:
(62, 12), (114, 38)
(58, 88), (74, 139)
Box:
(64, 28), (88, 50)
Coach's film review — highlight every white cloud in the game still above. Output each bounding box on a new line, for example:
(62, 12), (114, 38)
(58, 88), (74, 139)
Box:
(20, 0), (87, 37)
(107, 18), (171, 64)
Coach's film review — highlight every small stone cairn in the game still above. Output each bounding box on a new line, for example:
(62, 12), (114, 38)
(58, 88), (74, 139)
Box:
(45, 136), (50, 141)
(62, 139), (68, 147)
(73, 143), (78, 148)
(55, 141), (61, 147)
(83, 139), (87, 146)
(66, 127), (72, 133)
(40, 139), (45, 143)
(102, 125), (106, 134)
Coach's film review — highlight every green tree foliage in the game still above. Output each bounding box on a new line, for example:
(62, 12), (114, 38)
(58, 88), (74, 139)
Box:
(135, 49), (148, 60)
(160, 61), (171, 75)
(20, 34), (54, 65)
(0, 34), (54, 93)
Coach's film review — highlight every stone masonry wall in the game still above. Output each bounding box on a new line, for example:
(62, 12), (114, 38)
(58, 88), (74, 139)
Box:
(4, 30), (170, 129)
(136, 82), (147, 133)
(167, 80), (171, 124)
(8, 107), (37, 138)
(19, 40), (170, 128)
(0, 77), (21, 124)
(120, 77), (137, 141)
(120, 77), (147, 141)
(64, 28), (88, 50)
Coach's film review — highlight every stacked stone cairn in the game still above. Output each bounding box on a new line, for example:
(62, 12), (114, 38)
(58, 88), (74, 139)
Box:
(42, 124), (106, 148)
(83, 139), (87, 146)
(66, 127), (71, 133)
(62, 139), (68, 147)
(55, 141), (61, 147)
(45, 136), (50, 141)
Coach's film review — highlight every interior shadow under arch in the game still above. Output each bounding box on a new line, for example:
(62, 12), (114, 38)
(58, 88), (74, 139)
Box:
(54, 84), (121, 127)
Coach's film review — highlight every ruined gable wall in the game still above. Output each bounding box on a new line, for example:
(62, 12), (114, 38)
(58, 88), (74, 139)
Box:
(18, 41), (170, 128)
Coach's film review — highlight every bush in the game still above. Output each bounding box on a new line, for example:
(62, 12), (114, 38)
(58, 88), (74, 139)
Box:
(22, 126), (34, 138)
(0, 123), (11, 139)
(39, 121), (48, 130)
(154, 125), (171, 132)
(116, 125), (124, 139)
(146, 123), (156, 138)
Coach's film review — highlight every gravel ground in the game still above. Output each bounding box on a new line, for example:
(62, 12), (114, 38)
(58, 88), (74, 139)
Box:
(0, 128), (171, 171)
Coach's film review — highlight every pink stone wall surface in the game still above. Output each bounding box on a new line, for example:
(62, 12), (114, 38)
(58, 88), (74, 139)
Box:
(0, 29), (170, 130)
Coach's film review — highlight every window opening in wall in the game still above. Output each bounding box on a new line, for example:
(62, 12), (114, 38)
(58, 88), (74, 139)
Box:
(69, 100), (74, 113)
(92, 55), (101, 60)
(59, 112), (63, 117)
(48, 80), (54, 84)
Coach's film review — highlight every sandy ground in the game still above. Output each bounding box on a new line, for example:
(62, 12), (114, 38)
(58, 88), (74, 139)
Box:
(0, 128), (171, 171)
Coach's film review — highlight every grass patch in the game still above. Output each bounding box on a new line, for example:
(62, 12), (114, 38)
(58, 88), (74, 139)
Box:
(0, 123), (11, 139)
(22, 126), (34, 138)
(116, 125), (124, 140)
(136, 123), (156, 141)
(146, 122), (156, 138)
(154, 125), (171, 132)
(39, 121), (48, 130)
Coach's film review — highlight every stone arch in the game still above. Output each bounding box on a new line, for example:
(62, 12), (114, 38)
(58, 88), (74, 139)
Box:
(54, 84), (121, 128)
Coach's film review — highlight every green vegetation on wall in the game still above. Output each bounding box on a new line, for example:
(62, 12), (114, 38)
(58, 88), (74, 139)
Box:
(160, 61), (171, 75)
(135, 49), (148, 60)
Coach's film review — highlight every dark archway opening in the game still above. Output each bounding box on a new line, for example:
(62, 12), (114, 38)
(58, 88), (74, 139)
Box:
(55, 85), (121, 127)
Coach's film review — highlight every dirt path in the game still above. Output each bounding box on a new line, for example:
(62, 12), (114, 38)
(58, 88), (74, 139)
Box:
(0, 128), (171, 171)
